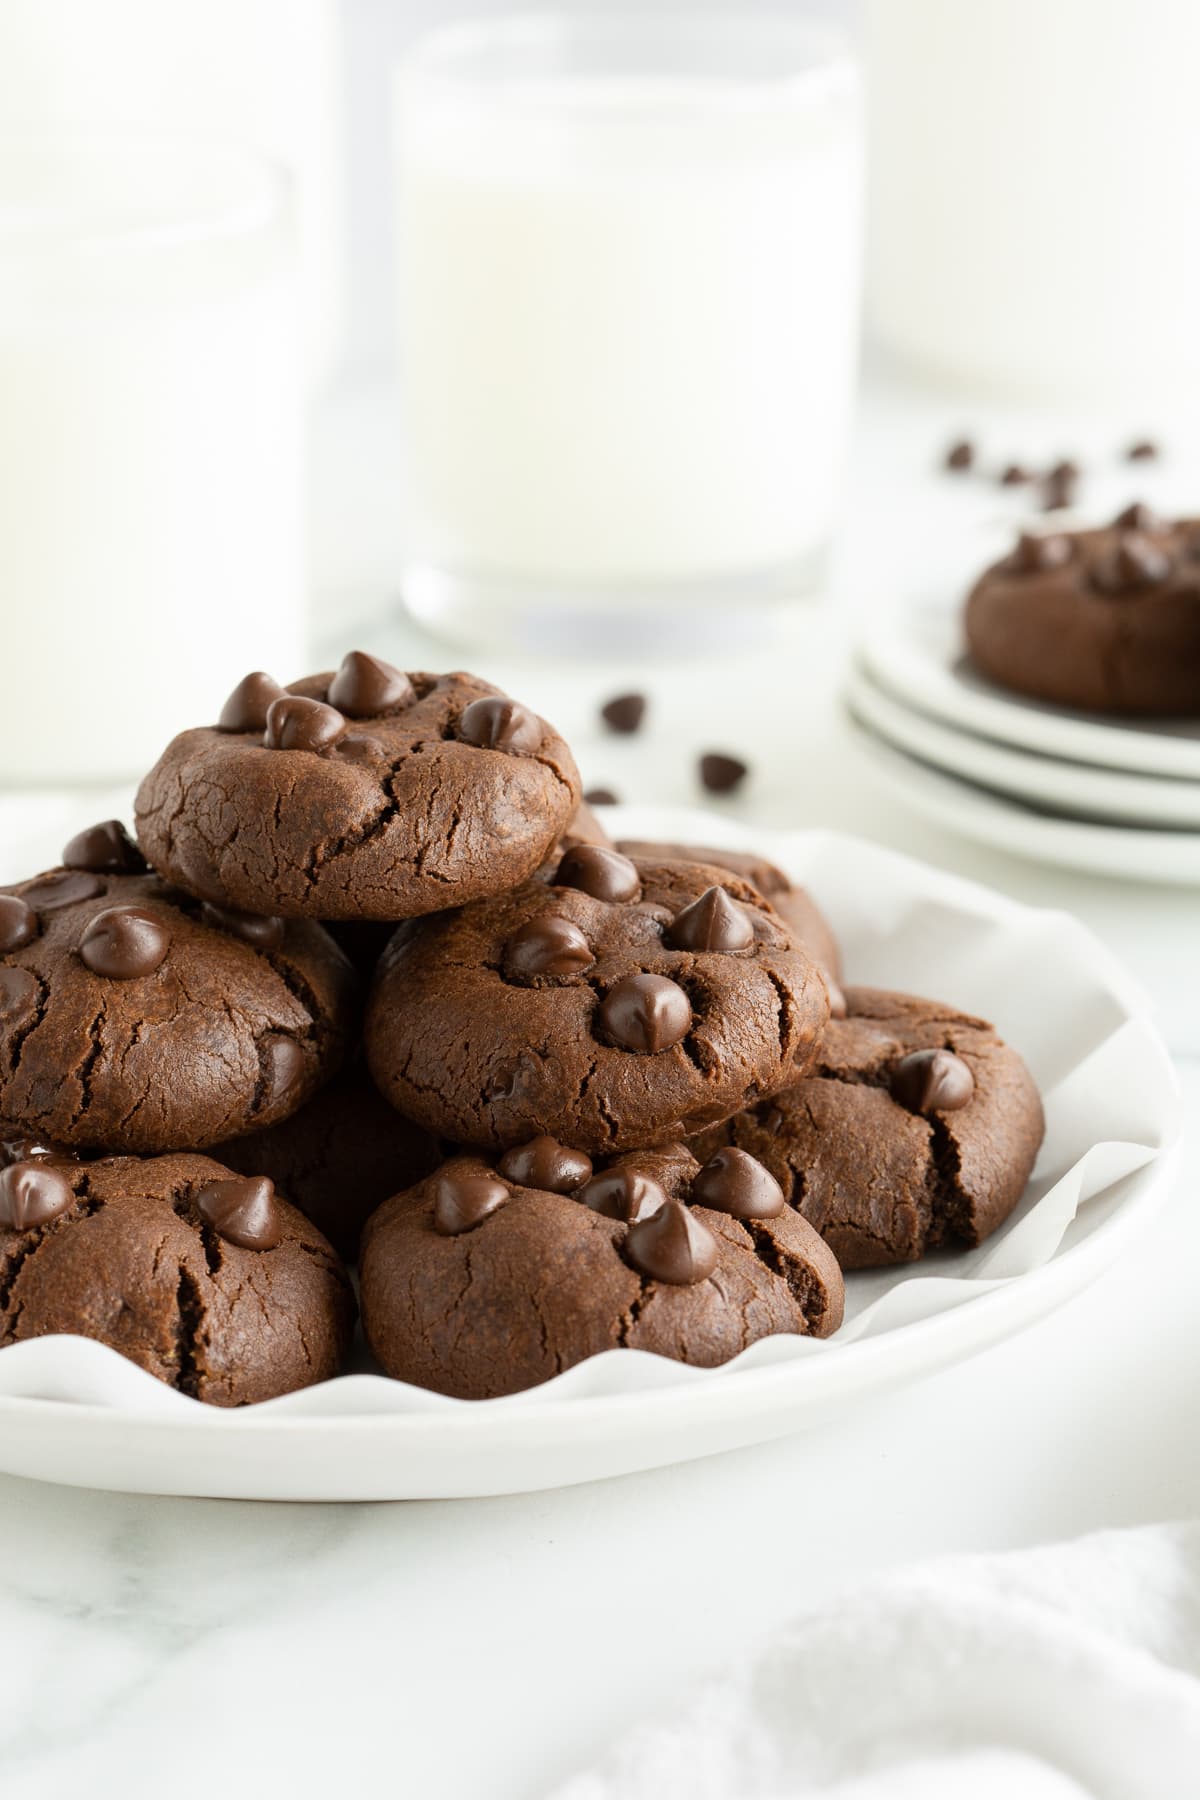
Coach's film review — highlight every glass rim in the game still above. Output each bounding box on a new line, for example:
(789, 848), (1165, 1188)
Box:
(0, 130), (290, 257)
(398, 11), (858, 112)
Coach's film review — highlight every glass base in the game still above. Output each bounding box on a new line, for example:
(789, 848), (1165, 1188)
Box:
(401, 548), (830, 656)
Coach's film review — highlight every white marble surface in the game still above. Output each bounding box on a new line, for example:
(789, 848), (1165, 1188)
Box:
(3, 372), (1200, 1797)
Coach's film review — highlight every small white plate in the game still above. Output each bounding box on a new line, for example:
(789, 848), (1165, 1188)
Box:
(846, 662), (1200, 830)
(858, 596), (1200, 782)
(0, 807), (1178, 1500)
(848, 720), (1200, 887)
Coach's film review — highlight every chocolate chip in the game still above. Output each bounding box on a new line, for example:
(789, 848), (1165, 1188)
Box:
(504, 914), (594, 982)
(0, 1160), (74, 1232)
(485, 1053), (536, 1103)
(0, 896), (38, 954)
(1113, 501), (1165, 534)
(598, 973), (692, 1053)
(335, 731), (387, 763)
(196, 1175), (282, 1250)
(999, 464), (1032, 486)
(890, 1048), (975, 1114)
(1126, 440), (1159, 461)
(578, 1167), (669, 1223)
(555, 844), (640, 903)
(21, 871), (105, 912)
(624, 1198), (719, 1285)
(455, 696), (543, 753)
(583, 787), (619, 806)
(666, 886), (754, 953)
(1042, 460), (1079, 511)
(944, 439), (974, 472)
(600, 693), (646, 735)
(260, 1034), (307, 1107)
(698, 753), (748, 795)
(264, 694), (346, 754)
(1096, 532), (1173, 594)
(498, 1137), (593, 1194)
(432, 1167), (509, 1235)
(218, 671), (285, 733)
(691, 1146), (785, 1220)
(79, 907), (169, 980)
(200, 902), (286, 952)
(1012, 532), (1073, 574)
(0, 1135), (71, 1167)
(0, 967), (38, 1020)
(327, 651), (414, 718)
(62, 821), (147, 875)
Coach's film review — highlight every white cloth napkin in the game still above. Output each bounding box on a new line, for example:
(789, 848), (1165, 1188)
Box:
(549, 1525), (1200, 1800)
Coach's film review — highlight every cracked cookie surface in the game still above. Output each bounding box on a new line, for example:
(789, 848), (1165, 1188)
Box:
(365, 855), (830, 1154)
(0, 867), (355, 1152)
(134, 661), (581, 919)
(360, 1142), (843, 1398)
(0, 1150), (355, 1404)
(691, 985), (1045, 1268)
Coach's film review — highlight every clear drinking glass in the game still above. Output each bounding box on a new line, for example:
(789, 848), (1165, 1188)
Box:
(394, 13), (863, 652)
(0, 133), (303, 782)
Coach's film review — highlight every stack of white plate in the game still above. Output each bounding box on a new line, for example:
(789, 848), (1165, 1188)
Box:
(846, 594), (1200, 885)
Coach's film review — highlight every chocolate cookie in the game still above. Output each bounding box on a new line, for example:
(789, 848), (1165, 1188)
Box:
(692, 986), (1044, 1268)
(215, 1059), (441, 1259)
(617, 838), (842, 997)
(366, 852), (830, 1153)
(0, 1148), (354, 1404)
(0, 844), (354, 1153)
(135, 655), (582, 919)
(965, 509), (1200, 715)
(360, 1140), (844, 1398)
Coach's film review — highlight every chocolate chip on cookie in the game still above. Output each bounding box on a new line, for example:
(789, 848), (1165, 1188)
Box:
(360, 1142), (844, 1397)
(691, 986), (1044, 1269)
(0, 1151), (354, 1404)
(135, 657), (581, 919)
(0, 860), (354, 1153)
(365, 857), (829, 1154)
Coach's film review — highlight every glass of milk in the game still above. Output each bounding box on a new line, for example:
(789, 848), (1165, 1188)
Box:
(394, 15), (863, 651)
(0, 134), (303, 784)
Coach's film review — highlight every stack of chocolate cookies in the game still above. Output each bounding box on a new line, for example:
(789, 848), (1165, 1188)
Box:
(0, 653), (1045, 1404)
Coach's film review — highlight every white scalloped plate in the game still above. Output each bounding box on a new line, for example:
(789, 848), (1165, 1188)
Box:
(0, 807), (1179, 1499)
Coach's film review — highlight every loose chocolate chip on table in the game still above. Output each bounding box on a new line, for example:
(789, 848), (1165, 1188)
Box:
(455, 695), (542, 753)
(1012, 531), (1073, 574)
(1097, 532), (1173, 593)
(433, 1169), (509, 1236)
(79, 906), (170, 980)
(600, 692), (647, 735)
(1126, 440), (1159, 461)
(691, 1146), (785, 1220)
(200, 902), (287, 952)
(1113, 501), (1164, 534)
(505, 914), (594, 981)
(196, 1175), (283, 1251)
(555, 844), (640, 903)
(999, 464), (1032, 486)
(943, 439), (974, 472)
(1042, 460), (1079, 511)
(327, 650), (415, 718)
(582, 787), (619, 807)
(218, 670), (285, 733)
(598, 973), (692, 1053)
(666, 886), (754, 953)
(0, 1159), (74, 1232)
(62, 820), (147, 875)
(22, 870), (105, 912)
(889, 1047), (975, 1115)
(578, 1167), (669, 1223)
(625, 1198), (719, 1285)
(497, 1137), (593, 1194)
(0, 895), (38, 954)
(698, 753), (749, 795)
(264, 694), (346, 755)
